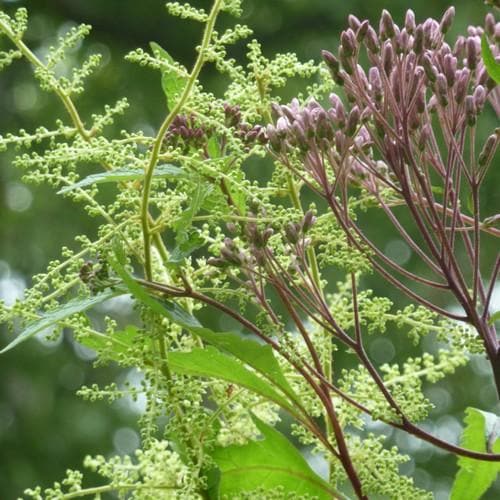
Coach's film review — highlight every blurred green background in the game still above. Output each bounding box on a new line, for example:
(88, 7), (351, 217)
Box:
(0, 0), (498, 498)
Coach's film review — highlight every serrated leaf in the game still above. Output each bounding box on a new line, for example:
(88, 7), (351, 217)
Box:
(173, 183), (212, 236)
(169, 183), (212, 265)
(58, 164), (183, 194)
(168, 347), (295, 412)
(226, 180), (247, 215)
(79, 325), (138, 358)
(168, 230), (205, 264)
(481, 34), (500, 85)
(211, 415), (336, 499)
(0, 288), (121, 354)
(150, 41), (187, 109)
(190, 329), (295, 399)
(451, 407), (500, 500)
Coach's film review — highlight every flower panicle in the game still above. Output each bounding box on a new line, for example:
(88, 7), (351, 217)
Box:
(260, 10), (499, 195)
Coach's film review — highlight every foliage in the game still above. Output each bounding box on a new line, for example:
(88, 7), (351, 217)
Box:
(0, 1), (499, 499)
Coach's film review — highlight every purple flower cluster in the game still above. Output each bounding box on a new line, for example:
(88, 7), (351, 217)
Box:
(263, 9), (500, 397)
(164, 104), (264, 155)
(264, 9), (499, 198)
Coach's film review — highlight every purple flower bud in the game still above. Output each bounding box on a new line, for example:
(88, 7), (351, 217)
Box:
(443, 54), (457, 87)
(380, 9), (396, 40)
(316, 109), (333, 139)
(478, 133), (497, 167)
(439, 7), (455, 35)
(395, 30), (410, 54)
(485, 13), (495, 38)
(473, 85), (486, 111)
(346, 106), (360, 136)
(348, 14), (361, 31)
(262, 227), (274, 245)
(329, 93), (342, 109)
(220, 246), (241, 266)
(340, 28), (356, 57)
(383, 42), (394, 76)
(285, 222), (299, 244)
(302, 210), (316, 233)
(440, 43), (452, 58)
(347, 14), (361, 31)
(321, 50), (344, 85)
(339, 46), (354, 75)
(408, 109), (420, 130)
(416, 87), (426, 114)
(357, 21), (370, 43)
(207, 257), (227, 268)
(495, 24), (500, 44)
(335, 101), (346, 129)
(226, 222), (238, 234)
(466, 37), (478, 70)
(455, 68), (470, 104)
(435, 74), (449, 106)
(409, 66), (424, 97)
(266, 124), (281, 150)
(453, 36), (466, 59)
(360, 108), (372, 124)
(414, 25), (425, 55)
(365, 25), (380, 53)
(422, 53), (438, 82)
(405, 10), (416, 35)
(270, 103), (283, 120)
(276, 117), (289, 137)
(465, 95), (476, 126)
(418, 124), (432, 151)
(423, 18), (439, 49)
(369, 67), (383, 102)
(281, 105), (297, 122)
(355, 64), (370, 91)
(256, 127), (268, 145)
(178, 125), (190, 138)
(428, 95), (438, 113)
(307, 98), (321, 110)
(356, 126), (372, 148)
(467, 26), (480, 37)
(292, 121), (308, 149)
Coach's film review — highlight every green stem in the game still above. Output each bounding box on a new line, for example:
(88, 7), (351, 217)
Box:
(141, 0), (223, 281)
(0, 17), (89, 139)
(60, 483), (180, 499)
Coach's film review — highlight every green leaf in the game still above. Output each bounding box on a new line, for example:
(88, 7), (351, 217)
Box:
(488, 311), (500, 326)
(451, 407), (500, 500)
(481, 34), (500, 85)
(190, 329), (295, 399)
(206, 136), (221, 159)
(211, 416), (336, 499)
(173, 183), (212, 236)
(150, 41), (187, 109)
(168, 347), (295, 413)
(79, 325), (138, 358)
(168, 229), (205, 264)
(57, 164), (183, 194)
(0, 288), (121, 354)
(225, 180), (247, 215)
(168, 183), (212, 265)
